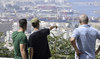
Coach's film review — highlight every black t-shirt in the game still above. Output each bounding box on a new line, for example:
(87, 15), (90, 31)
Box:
(29, 28), (51, 59)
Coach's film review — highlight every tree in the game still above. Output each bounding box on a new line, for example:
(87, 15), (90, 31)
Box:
(0, 42), (14, 57)
(0, 32), (3, 38)
(48, 33), (75, 59)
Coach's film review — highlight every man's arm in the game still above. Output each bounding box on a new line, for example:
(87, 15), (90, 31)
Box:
(50, 25), (57, 31)
(30, 48), (33, 59)
(96, 46), (100, 55)
(20, 44), (27, 59)
(96, 31), (100, 55)
(70, 37), (82, 56)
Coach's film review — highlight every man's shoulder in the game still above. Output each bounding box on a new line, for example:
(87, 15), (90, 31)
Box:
(30, 28), (49, 37)
(90, 27), (97, 30)
(74, 28), (79, 31)
(88, 26), (98, 32)
(31, 28), (48, 35)
(19, 32), (26, 37)
(17, 32), (26, 39)
(12, 31), (17, 34)
(30, 31), (39, 38)
(39, 28), (50, 33)
(40, 28), (49, 31)
(32, 31), (40, 35)
(13, 31), (25, 35)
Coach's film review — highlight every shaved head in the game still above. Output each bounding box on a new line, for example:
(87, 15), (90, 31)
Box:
(79, 14), (89, 24)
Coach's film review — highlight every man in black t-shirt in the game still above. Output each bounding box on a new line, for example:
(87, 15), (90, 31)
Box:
(29, 18), (57, 59)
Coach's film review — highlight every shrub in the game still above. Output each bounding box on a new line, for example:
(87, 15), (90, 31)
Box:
(48, 33), (75, 59)
(0, 42), (14, 57)
(0, 32), (3, 38)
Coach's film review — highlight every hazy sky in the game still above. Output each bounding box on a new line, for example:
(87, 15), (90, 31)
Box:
(68, 0), (100, 2)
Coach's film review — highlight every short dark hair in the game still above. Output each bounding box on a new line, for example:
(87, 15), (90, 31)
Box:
(32, 22), (39, 28)
(19, 19), (27, 28)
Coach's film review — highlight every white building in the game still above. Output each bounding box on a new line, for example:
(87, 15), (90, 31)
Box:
(5, 31), (13, 43)
(55, 0), (64, 3)
(12, 22), (19, 31)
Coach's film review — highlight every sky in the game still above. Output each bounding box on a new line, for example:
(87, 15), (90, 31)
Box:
(68, 0), (100, 2)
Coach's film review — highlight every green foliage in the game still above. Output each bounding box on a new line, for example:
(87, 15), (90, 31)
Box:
(96, 53), (100, 59)
(0, 42), (5, 47)
(0, 47), (14, 57)
(48, 33), (75, 59)
(48, 33), (100, 59)
(0, 32), (3, 38)
(0, 33), (100, 59)
(0, 42), (14, 57)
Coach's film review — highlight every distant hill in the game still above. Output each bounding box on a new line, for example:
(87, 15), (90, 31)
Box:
(68, 0), (100, 2)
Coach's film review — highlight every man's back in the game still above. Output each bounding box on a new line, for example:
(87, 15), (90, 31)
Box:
(29, 29), (51, 59)
(12, 31), (28, 59)
(72, 24), (100, 59)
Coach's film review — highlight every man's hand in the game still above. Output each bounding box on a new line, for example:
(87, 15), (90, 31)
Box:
(95, 46), (100, 56)
(76, 50), (82, 57)
(70, 38), (82, 58)
(95, 50), (99, 55)
(50, 25), (57, 30)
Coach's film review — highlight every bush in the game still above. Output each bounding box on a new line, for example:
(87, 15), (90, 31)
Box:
(96, 53), (100, 59)
(0, 33), (100, 59)
(0, 42), (14, 57)
(48, 33), (100, 59)
(48, 33), (75, 59)
(0, 32), (3, 38)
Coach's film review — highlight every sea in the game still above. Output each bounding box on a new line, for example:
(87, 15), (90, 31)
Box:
(68, 0), (100, 17)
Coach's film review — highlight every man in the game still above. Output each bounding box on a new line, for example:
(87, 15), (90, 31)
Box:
(70, 14), (100, 59)
(29, 18), (57, 59)
(12, 19), (28, 59)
